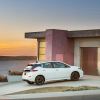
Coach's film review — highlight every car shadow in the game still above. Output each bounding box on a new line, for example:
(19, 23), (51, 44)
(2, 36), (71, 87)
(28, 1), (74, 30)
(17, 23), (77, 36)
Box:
(45, 79), (84, 85)
(30, 79), (84, 86)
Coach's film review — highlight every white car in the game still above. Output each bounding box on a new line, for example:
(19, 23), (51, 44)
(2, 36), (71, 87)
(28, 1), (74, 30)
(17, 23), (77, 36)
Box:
(22, 61), (83, 85)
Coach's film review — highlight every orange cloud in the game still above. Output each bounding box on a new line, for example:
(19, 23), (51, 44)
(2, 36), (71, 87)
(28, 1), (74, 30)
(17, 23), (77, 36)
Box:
(0, 40), (37, 56)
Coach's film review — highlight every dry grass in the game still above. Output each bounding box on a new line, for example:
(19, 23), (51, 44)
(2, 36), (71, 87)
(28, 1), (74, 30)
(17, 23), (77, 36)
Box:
(8, 70), (23, 76)
(9, 86), (99, 95)
(0, 75), (8, 82)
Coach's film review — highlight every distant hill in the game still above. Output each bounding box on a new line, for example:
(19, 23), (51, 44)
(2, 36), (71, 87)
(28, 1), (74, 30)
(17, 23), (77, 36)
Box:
(0, 56), (37, 60)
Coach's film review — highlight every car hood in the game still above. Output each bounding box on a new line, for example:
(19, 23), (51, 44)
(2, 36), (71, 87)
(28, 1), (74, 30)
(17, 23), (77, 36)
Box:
(70, 66), (81, 69)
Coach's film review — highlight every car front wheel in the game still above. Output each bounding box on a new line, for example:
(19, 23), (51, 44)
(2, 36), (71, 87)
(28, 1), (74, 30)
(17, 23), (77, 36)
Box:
(35, 75), (45, 85)
(71, 72), (80, 81)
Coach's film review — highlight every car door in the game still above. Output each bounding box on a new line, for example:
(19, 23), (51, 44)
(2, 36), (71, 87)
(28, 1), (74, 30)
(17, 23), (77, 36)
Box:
(42, 62), (56, 81)
(52, 62), (71, 79)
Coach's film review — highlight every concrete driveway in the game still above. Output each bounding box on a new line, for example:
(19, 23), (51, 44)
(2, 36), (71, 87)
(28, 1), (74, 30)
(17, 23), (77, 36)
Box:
(0, 75), (100, 96)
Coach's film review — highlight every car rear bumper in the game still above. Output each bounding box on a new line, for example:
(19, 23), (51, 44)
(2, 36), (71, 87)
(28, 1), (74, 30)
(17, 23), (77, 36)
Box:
(22, 76), (35, 82)
(22, 72), (36, 82)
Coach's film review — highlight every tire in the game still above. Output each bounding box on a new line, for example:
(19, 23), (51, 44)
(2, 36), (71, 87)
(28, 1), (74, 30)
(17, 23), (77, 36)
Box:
(35, 75), (45, 85)
(27, 81), (34, 84)
(71, 72), (80, 81)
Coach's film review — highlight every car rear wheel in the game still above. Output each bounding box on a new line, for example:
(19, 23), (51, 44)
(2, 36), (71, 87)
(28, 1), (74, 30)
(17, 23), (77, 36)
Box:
(27, 81), (34, 84)
(71, 72), (80, 81)
(35, 75), (45, 85)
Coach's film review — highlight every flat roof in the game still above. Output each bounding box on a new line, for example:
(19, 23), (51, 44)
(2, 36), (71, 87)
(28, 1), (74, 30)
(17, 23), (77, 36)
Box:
(25, 31), (45, 39)
(25, 29), (100, 39)
(68, 29), (100, 38)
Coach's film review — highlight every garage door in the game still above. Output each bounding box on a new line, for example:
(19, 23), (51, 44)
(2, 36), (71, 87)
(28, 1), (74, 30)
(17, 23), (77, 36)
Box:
(80, 47), (98, 75)
(38, 39), (46, 61)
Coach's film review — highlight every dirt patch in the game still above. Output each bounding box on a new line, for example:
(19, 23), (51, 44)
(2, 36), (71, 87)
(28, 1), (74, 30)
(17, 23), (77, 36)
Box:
(8, 86), (100, 95)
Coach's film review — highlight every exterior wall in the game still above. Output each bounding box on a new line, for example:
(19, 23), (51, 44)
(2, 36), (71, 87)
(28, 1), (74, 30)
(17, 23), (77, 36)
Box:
(45, 30), (53, 61)
(74, 38), (100, 75)
(46, 29), (74, 65)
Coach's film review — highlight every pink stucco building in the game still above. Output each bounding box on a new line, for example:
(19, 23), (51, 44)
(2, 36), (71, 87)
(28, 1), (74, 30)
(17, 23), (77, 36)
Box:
(25, 29), (100, 76)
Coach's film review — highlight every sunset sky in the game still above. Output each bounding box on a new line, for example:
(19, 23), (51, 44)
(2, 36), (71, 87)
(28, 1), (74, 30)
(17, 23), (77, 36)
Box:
(0, 0), (100, 56)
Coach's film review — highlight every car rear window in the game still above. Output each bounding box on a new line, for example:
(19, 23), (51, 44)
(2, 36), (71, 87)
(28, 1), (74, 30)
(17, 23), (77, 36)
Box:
(27, 64), (42, 69)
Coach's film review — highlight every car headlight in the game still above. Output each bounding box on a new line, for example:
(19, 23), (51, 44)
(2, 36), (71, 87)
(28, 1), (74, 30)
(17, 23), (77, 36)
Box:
(78, 67), (82, 70)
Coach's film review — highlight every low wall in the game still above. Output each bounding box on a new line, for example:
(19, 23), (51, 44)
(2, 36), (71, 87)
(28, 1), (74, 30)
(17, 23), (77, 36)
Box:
(7, 75), (22, 82)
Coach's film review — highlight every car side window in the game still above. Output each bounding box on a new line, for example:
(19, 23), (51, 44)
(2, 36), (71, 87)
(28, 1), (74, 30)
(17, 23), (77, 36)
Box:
(53, 62), (65, 68)
(53, 62), (70, 68)
(43, 62), (53, 68)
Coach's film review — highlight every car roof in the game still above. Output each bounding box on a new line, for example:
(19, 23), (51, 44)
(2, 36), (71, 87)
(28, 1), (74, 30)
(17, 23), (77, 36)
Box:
(30, 61), (60, 63)
(29, 61), (70, 65)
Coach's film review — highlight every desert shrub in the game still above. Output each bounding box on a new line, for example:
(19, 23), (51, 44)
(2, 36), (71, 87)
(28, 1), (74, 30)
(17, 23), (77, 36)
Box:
(0, 75), (8, 82)
(8, 70), (23, 76)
